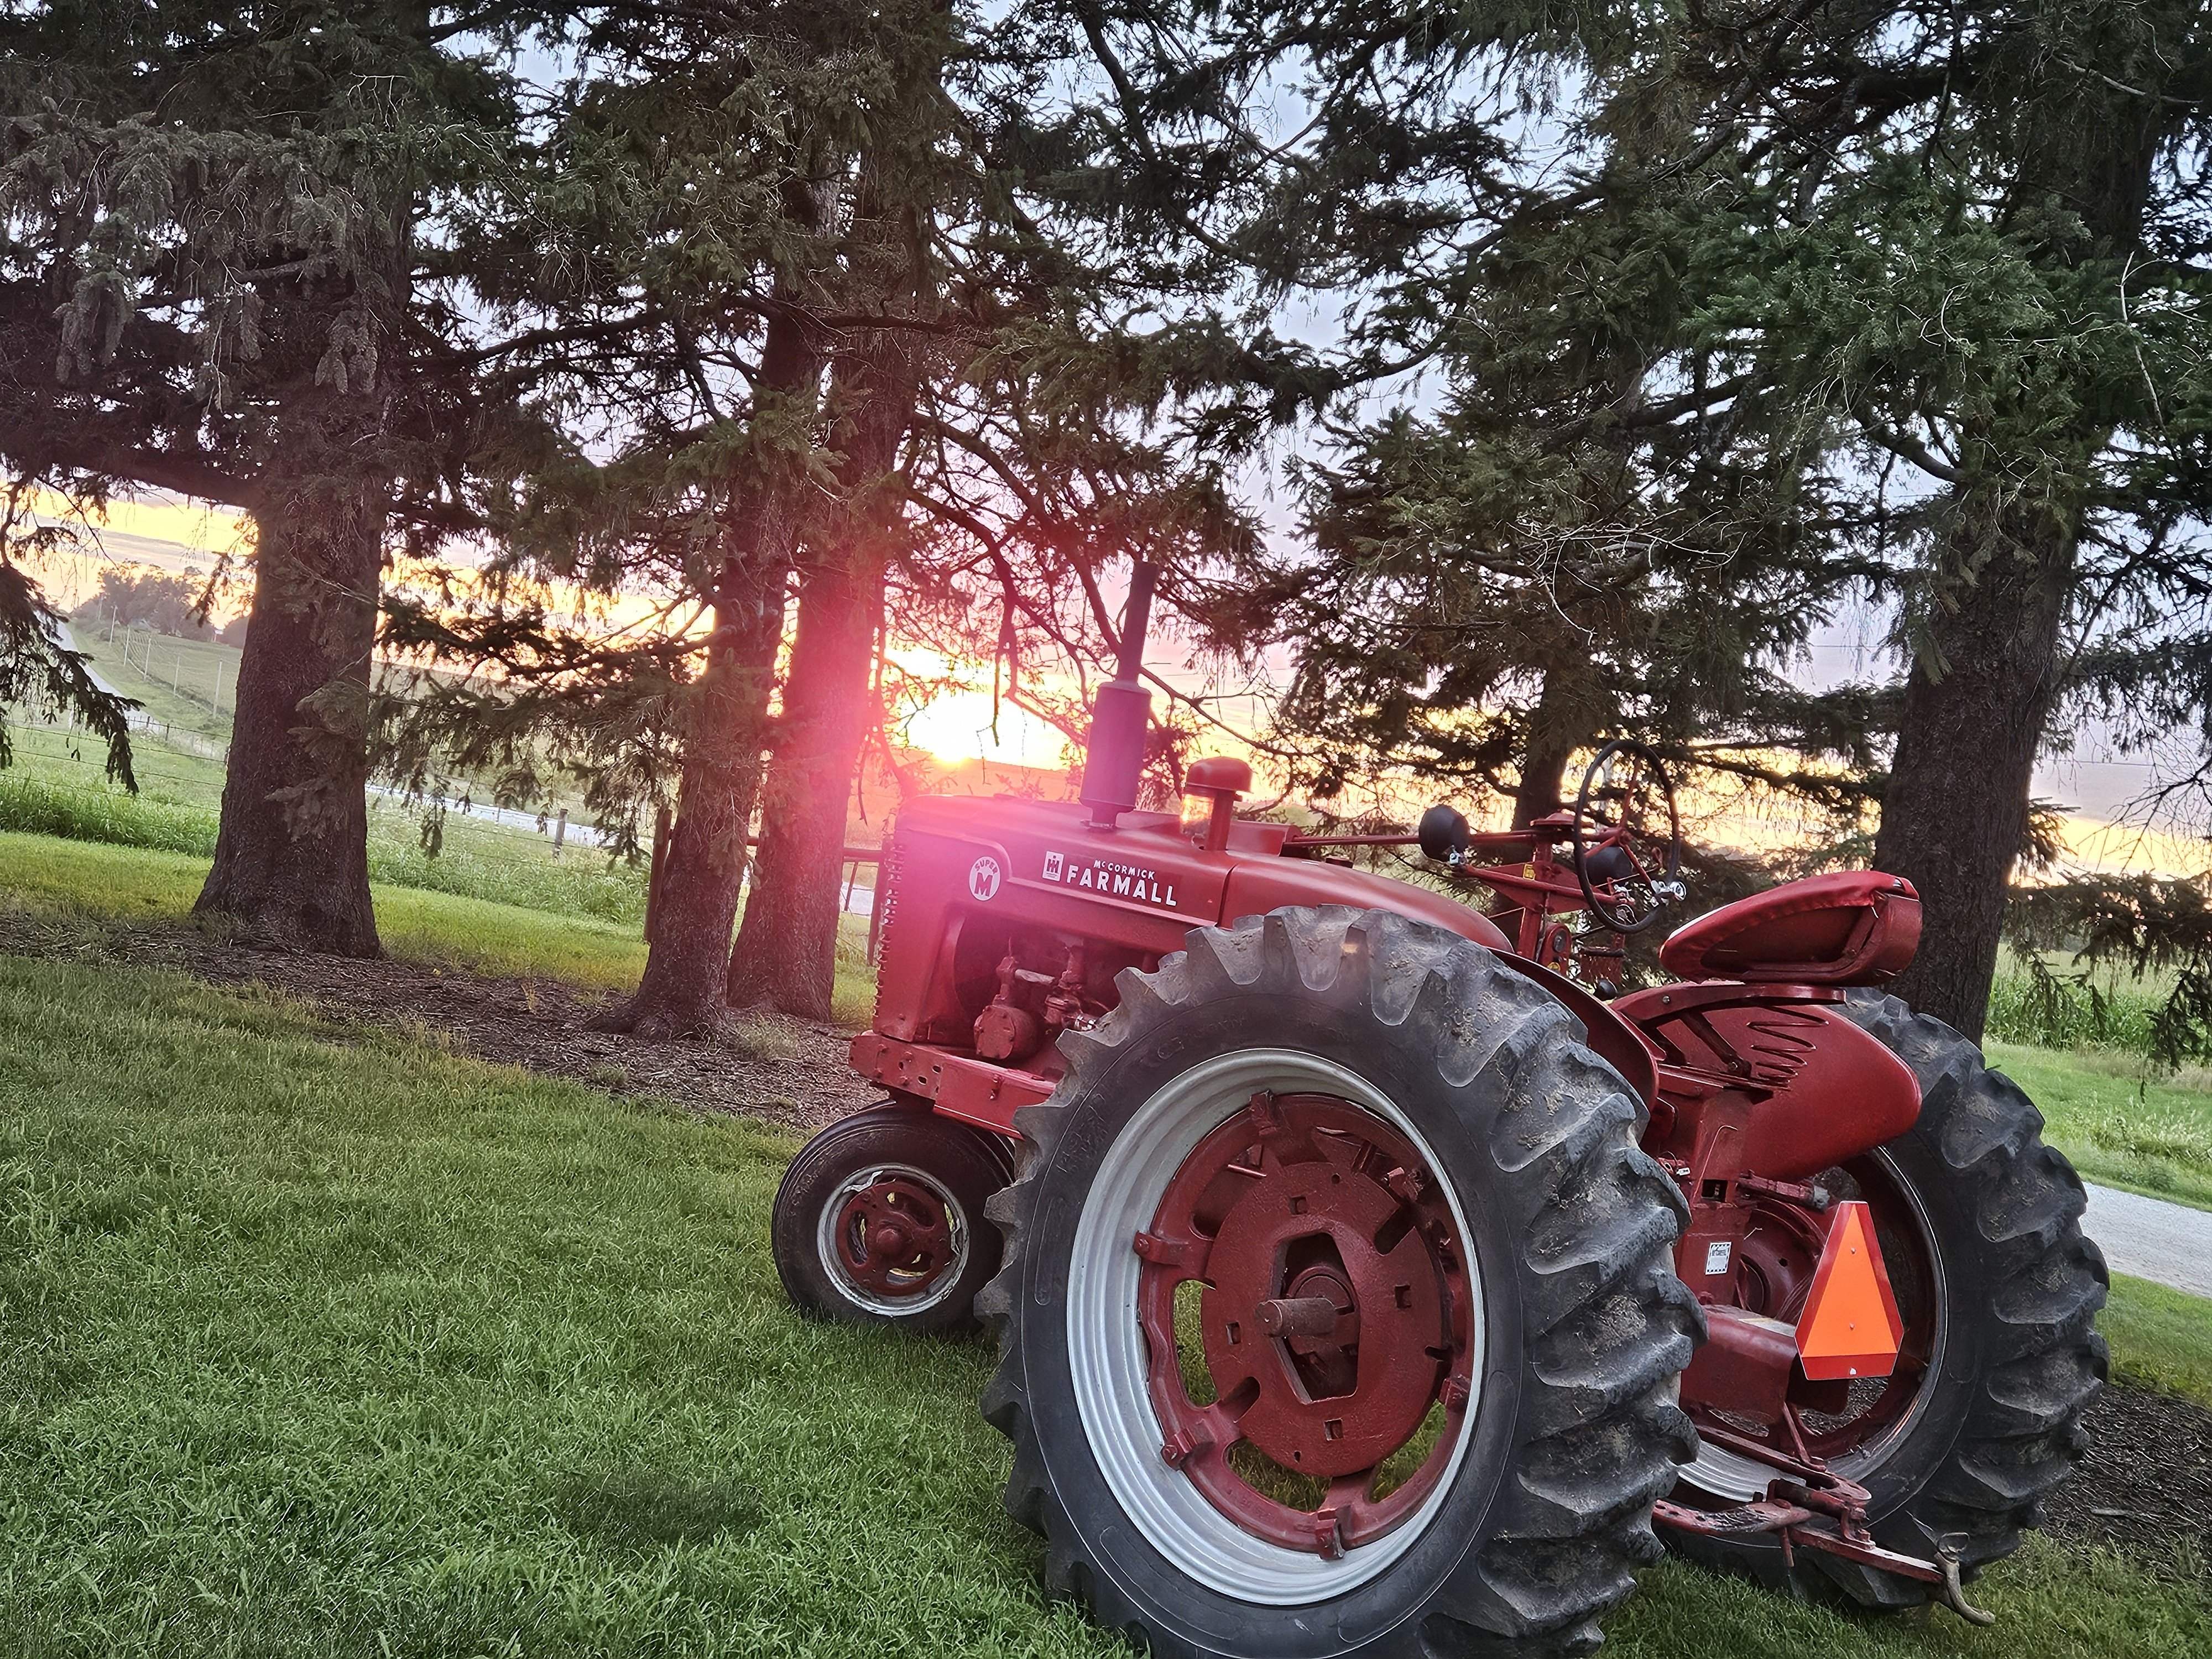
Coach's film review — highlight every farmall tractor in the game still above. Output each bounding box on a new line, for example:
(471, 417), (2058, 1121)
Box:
(771, 567), (2107, 1658)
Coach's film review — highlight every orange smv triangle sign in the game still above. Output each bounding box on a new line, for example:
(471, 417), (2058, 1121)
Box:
(1794, 1200), (1905, 1383)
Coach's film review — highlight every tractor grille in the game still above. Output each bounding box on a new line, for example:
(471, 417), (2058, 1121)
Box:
(870, 824), (904, 1029)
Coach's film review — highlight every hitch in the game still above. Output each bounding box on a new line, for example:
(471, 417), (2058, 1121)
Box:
(1653, 1465), (1994, 1625)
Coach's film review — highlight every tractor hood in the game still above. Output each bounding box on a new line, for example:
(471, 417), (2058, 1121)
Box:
(878, 794), (1656, 1104)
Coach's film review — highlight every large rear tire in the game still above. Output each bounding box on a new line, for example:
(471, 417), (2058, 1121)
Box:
(978, 907), (1700, 1658)
(1666, 992), (2108, 1605)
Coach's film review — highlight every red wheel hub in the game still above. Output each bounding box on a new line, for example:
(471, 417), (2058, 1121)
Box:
(1136, 1092), (1475, 1555)
(833, 1175), (955, 1298)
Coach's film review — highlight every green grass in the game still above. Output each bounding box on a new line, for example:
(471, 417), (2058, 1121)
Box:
(1989, 1041), (2212, 1212)
(2100, 1274), (2212, 1408)
(1, 953), (2204, 1658)
(1986, 962), (2176, 1057)
(0, 831), (649, 991)
(0, 763), (220, 854)
(0, 726), (653, 927)
(0, 953), (1110, 1658)
(1604, 1543), (2204, 1658)
(68, 619), (241, 740)
(365, 808), (650, 928)
(0, 828), (881, 1016)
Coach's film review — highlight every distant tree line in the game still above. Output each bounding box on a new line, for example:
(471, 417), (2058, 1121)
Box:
(73, 566), (237, 641)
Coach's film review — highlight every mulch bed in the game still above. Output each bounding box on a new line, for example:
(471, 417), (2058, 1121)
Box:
(2043, 1378), (2212, 1575)
(2, 907), (2205, 1577)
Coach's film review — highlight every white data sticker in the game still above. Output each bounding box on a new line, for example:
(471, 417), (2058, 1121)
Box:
(1704, 1240), (1733, 1276)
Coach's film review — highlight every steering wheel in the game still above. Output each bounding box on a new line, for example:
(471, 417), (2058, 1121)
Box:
(1571, 739), (1684, 934)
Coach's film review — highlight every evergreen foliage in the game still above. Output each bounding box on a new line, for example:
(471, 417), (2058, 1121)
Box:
(0, 1), (565, 950)
(1073, 1), (2212, 1034)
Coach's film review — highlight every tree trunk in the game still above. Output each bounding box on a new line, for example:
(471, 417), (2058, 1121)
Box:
(195, 457), (384, 954)
(1511, 668), (1593, 830)
(613, 552), (791, 1036)
(727, 331), (919, 1018)
(1872, 71), (2160, 1041)
(607, 309), (819, 1037)
(1873, 525), (2072, 1040)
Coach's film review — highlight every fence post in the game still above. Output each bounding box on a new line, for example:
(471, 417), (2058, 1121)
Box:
(552, 807), (568, 858)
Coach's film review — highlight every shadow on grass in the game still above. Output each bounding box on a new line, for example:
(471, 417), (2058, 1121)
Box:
(552, 1470), (764, 1554)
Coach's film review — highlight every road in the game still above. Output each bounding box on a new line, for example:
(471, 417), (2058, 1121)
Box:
(2084, 1182), (2212, 1298)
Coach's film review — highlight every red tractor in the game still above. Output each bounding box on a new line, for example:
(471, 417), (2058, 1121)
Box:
(771, 567), (2106, 1658)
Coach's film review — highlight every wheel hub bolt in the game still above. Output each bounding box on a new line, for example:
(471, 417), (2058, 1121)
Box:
(1254, 1296), (1342, 1337)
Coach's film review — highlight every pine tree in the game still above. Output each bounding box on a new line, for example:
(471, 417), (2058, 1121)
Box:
(0, 487), (137, 779)
(1110, 2), (2212, 1038)
(1586, 0), (2212, 1035)
(0, 1), (549, 952)
(378, 0), (1275, 1032)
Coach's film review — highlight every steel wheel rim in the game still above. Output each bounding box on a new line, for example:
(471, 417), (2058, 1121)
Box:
(1067, 1048), (1485, 1603)
(816, 1161), (971, 1317)
(1683, 1146), (1949, 1502)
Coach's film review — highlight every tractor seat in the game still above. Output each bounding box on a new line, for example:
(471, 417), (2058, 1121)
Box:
(1658, 871), (1921, 987)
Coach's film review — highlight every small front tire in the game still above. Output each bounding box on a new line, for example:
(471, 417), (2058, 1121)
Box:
(773, 1103), (1012, 1337)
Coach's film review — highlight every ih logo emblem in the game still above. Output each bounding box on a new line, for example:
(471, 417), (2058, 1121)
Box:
(968, 855), (1003, 901)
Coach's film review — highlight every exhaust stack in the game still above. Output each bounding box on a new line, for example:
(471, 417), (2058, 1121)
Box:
(1078, 561), (1156, 830)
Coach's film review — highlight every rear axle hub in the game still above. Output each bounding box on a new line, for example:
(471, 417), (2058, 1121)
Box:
(1134, 1092), (1475, 1554)
(1199, 1152), (1446, 1477)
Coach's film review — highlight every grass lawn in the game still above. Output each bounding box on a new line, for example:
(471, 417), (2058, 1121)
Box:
(0, 831), (648, 991)
(2100, 1273), (2212, 1407)
(0, 952), (2204, 1657)
(0, 720), (656, 927)
(1988, 1041), (2212, 1213)
(0, 830), (878, 1021)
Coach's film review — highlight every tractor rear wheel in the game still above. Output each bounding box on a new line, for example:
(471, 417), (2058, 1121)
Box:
(1665, 993), (2108, 1606)
(774, 1103), (1013, 1336)
(978, 907), (1700, 1659)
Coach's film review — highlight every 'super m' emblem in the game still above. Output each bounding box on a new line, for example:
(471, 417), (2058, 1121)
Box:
(968, 855), (1003, 901)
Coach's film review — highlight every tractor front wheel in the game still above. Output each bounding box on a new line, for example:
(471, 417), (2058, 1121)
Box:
(773, 1103), (1013, 1336)
(979, 906), (1701, 1659)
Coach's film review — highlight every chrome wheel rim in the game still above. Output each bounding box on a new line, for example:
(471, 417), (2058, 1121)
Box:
(816, 1161), (972, 1317)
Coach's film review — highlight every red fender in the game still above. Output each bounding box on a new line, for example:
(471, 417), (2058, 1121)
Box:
(1617, 987), (1922, 1182)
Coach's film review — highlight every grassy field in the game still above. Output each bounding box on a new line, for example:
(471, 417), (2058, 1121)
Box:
(2101, 1272), (2212, 1405)
(70, 619), (241, 735)
(1, 951), (2203, 1659)
(0, 831), (879, 1023)
(1989, 1041), (2212, 1212)
(0, 720), (657, 926)
(0, 831), (650, 990)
